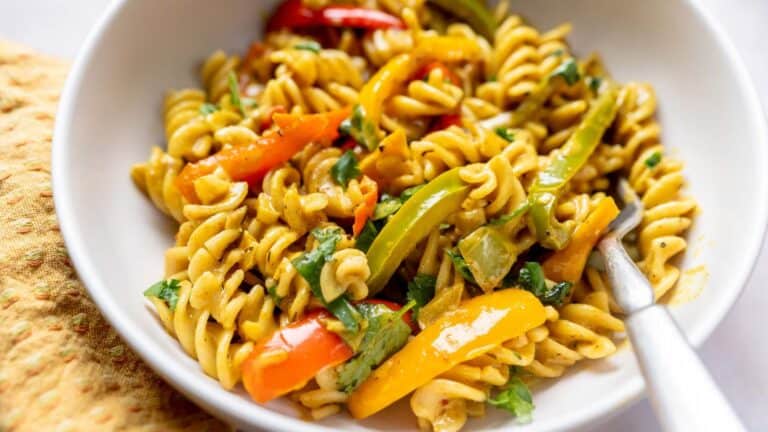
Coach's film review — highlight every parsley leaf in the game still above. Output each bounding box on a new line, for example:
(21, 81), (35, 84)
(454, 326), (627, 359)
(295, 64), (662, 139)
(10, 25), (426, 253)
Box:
(199, 102), (218, 115)
(488, 202), (530, 226)
(292, 227), (362, 331)
(143, 279), (181, 311)
(550, 48), (564, 57)
(331, 151), (361, 189)
(644, 151), (662, 169)
(446, 248), (477, 284)
(517, 262), (572, 306)
(337, 302), (413, 392)
(487, 377), (535, 423)
(406, 274), (436, 321)
(293, 41), (322, 53)
(355, 220), (379, 252)
(227, 70), (246, 116)
(586, 76), (603, 94)
(550, 58), (581, 86)
(495, 127), (515, 142)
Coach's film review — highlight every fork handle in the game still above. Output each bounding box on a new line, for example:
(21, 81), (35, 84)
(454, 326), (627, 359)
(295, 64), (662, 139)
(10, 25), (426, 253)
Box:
(626, 305), (745, 431)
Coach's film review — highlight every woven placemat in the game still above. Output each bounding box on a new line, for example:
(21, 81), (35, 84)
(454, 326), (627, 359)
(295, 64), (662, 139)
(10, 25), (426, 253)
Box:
(0, 40), (230, 432)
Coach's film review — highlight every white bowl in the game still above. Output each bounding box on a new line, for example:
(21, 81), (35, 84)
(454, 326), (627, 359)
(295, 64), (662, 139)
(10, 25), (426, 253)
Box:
(52, 0), (768, 430)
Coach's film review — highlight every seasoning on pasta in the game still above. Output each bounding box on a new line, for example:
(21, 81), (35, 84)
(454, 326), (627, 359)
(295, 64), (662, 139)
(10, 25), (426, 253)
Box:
(133, 0), (697, 430)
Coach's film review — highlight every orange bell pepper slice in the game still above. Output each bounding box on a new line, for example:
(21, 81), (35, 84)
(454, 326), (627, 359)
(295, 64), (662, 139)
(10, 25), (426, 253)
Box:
(175, 107), (350, 202)
(241, 310), (353, 404)
(353, 182), (378, 236)
(542, 197), (620, 282)
(346, 289), (545, 419)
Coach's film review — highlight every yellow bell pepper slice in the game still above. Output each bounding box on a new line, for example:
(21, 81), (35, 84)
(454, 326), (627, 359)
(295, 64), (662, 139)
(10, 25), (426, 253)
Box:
(352, 36), (483, 150)
(542, 197), (620, 282)
(347, 289), (546, 419)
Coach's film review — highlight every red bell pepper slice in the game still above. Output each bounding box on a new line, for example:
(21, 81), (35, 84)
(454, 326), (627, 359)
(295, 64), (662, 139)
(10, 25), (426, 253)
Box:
(175, 107), (351, 203)
(241, 310), (354, 403)
(267, 0), (405, 32)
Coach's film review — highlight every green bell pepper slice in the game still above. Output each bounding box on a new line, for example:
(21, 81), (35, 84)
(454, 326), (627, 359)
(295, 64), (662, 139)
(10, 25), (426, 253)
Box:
(457, 225), (517, 292)
(528, 82), (620, 249)
(366, 168), (469, 294)
(427, 0), (497, 40)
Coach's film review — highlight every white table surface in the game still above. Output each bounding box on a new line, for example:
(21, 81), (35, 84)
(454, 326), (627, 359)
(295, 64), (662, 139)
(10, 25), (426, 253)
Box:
(2, 1), (766, 430)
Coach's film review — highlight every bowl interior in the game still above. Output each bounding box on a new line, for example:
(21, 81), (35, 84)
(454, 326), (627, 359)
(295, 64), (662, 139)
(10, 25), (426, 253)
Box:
(53, 0), (768, 430)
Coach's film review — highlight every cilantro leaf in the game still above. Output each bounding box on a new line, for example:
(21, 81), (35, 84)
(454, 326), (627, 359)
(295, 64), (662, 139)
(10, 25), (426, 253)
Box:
(143, 279), (181, 310)
(487, 377), (534, 423)
(644, 151), (662, 169)
(293, 41), (321, 53)
(517, 262), (572, 306)
(354, 220), (379, 253)
(292, 227), (362, 331)
(586, 76), (603, 94)
(488, 202), (530, 226)
(199, 103), (218, 115)
(446, 248), (476, 284)
(373, 196), (401, 220)
(346, 104), (379, 151)
(406, 274), (436, 321)
(399, 184), (425, 203)
(331, 151), (361, 189)
(495, 127), (515, 143)
(266, 284), (282, 305)
(550, 58), (581, 86)
(227, 70), (246, 116)
(336, 303), (412, 392)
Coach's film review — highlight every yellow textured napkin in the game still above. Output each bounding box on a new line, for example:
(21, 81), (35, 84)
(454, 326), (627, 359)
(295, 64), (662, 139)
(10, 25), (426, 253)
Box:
(0, 40), (229, 432)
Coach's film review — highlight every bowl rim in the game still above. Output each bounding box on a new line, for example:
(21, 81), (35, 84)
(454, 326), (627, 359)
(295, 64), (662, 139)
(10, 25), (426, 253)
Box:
(52, 0), (768, 430)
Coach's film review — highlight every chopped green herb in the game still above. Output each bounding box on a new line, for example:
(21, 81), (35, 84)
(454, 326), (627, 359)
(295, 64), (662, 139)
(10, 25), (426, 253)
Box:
(266, 284), (282, 305)
(586, 76), (603, 94)
(550, 48), (564, 57)
(488, 202), (530, 226)
(550, 58), (581, 86)
(517, 262), (572, 306)
(372, 185), (425, 221)
(346, 104), (379, 151)
(373, 197), (401, 220)
(439, 223), (451, 230)
(143, 279), (181, 311)
(644, 151), (662, 169)
(331, 151), (361, 189)
(487, 377), (534, 423)
(227, 71), (246, 116)
(293, 41), (322, 53)
(406, 274), (436, 321)
(495, 127), (515, 143)
(292, 227), (362, 331)
(355, 220), (379, 252)
(337, 302), (413, 392)
(446, 248), (477, 284)
(199, 103), (218, 115)
(488, 74), (497, 82)
(399, 184), (425, 203)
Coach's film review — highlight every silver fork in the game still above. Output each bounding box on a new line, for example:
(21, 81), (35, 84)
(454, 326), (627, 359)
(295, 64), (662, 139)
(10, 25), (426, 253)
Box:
(598, 179), (744, 431)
